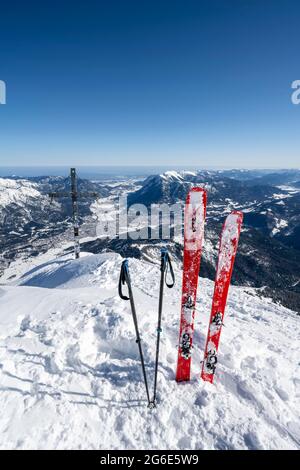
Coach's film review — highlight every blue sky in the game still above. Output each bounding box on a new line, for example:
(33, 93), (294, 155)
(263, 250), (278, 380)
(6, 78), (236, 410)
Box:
(0, 0), (299, 167)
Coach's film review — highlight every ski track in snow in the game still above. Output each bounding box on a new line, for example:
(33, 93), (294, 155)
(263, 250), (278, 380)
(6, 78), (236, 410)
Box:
(0, 252), (299, 450)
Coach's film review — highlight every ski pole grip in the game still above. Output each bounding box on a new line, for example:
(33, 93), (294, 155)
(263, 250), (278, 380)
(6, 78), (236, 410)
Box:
(165, 255), (175, 288)
(161, 249), (175, 288)
(118, 260), (130, 300)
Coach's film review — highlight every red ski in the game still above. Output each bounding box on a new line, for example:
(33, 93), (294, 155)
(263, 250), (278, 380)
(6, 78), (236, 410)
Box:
(201, 210), (243, 383)
(176, 187), (207, 382)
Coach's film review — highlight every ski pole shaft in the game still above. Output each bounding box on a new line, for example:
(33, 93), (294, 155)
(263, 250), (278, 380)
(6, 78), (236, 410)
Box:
(126, 274), (151, 405)
(152, 254), (165, 406)
(152, 249), (175, 407)
(118, 260), (152, 407)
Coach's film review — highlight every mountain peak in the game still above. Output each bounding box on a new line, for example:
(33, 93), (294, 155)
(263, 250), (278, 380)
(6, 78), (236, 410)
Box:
(160, 171), (184, 181)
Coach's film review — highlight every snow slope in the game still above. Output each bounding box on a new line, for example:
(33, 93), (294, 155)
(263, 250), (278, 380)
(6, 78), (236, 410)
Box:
(0, 252), (299, 450)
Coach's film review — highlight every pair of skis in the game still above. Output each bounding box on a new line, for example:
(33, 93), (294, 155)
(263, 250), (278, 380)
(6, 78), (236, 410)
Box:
(119, 249), (175, 407)
(176, 187), (243, 384)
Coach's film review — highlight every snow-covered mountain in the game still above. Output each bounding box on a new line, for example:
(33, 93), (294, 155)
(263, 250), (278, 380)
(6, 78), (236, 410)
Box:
(0, 177), (53, 231)
(0, 250), (299, 449)
(124, 170), (300, 312)
(1, 169), (300, 312)
(0, 178), (42, 208)
(128, 170), (300, 247)
(0, 175), (105, 275)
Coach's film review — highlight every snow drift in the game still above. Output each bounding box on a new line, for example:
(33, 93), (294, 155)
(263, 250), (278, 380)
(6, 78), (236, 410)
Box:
(0, 252), (299, 449)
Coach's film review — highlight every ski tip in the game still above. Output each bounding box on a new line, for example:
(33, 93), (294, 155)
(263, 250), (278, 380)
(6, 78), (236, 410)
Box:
(228, 210), (243, 222)
(186, 187), (207, 206)
(189, 186), (206, 193)
(222, 210), (243, 231)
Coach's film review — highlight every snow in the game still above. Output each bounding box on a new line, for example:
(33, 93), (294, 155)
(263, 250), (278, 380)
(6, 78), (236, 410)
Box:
(16, 252), (113, 289)
(271, 218), (288, 236)
(272, 193), (292, 200)
(160, 171), (184, 182)
(0, 251), (299, 450)
(276, 185), (300, 193)
(182, 171), (197, 177)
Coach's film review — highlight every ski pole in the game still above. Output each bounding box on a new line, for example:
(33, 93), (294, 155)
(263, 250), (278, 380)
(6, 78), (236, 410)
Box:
(118, 259), (152, 407)
(151, 248), (175, 407)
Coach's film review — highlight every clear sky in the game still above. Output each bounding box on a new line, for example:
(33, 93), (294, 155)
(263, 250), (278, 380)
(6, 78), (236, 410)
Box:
(0, 0), (299, 168)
